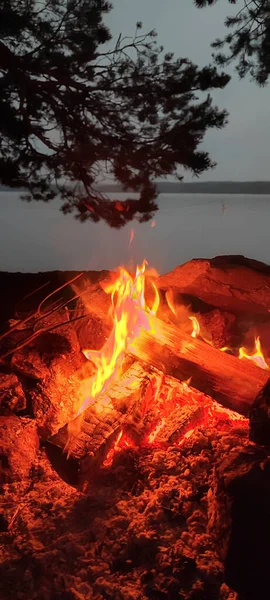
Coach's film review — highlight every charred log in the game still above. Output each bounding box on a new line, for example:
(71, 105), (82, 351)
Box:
(152, 404), (205, 446)
(46, 362), (154, 488)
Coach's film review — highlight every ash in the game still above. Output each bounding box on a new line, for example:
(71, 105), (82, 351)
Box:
(2, 413), (269, 600)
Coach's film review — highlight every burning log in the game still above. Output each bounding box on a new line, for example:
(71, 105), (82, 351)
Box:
(151, 404), (205, 446)
(131, 319), (270, 417)
(46, 361), (154, 487)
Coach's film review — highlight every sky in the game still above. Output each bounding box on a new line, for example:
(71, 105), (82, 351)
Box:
(105, 0), (270, 182)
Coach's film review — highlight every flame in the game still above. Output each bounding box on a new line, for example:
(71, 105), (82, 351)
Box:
(79, 261), (159, 415)
(239, 336), (269, 370)
(182, 377), (192, 392)
(189, 316), (200, 339)
(150, 281), (160, 315)
(166, 289), (177, 317)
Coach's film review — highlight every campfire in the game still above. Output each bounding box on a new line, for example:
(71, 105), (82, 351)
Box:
(1, 255), (270, 600)
(53, 258), (269, 480)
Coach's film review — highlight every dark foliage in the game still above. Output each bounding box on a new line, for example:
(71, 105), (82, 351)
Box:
(0, 1), (230, 227)
(194, 0), (270, 85)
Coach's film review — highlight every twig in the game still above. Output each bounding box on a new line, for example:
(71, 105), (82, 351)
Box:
(14, 281), (50, 318)
(37, 272), (83, 316)
(8, 504), (24, 531)
(0, 273), (83, 344)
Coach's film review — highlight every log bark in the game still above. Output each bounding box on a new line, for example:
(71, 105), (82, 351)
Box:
(131, 318), (270, 417)
(46, 362), (154, 487)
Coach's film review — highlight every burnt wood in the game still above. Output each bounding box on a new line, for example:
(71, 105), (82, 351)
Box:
(153, 404), (205, 446)
(131, 318), (270, 416)
(46, 362), (154, 488)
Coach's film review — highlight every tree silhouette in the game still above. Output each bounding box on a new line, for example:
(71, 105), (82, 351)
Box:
(194, 0), (270, 85)
(0, 0), (230, 227)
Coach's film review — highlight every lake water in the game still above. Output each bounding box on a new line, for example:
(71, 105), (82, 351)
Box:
(0, 192), (269, 273)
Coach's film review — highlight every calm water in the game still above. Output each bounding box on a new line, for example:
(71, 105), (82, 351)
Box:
(0, 192), (269, 273)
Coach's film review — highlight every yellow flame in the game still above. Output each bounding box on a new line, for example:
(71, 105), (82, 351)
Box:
(165, 289), (177, 316)
(239, 336), (269, 370)
(79, 261), (159, 415)
(182, 376), (192, 392)
(150, 281), (160, 315)
(189, 316), (200, 339)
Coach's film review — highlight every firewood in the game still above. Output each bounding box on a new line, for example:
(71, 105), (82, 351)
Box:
(152, 404), (205, 446)
(46, 361), (154, 487)
(130, 318), (270, 416)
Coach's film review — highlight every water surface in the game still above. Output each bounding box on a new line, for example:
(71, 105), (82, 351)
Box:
(0, 192), (269, 273)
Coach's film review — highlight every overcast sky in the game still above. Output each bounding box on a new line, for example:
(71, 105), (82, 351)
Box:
(105, 0), (270, 182)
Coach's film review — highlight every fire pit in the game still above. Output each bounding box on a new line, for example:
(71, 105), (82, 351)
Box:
(1, 255), (270, 600)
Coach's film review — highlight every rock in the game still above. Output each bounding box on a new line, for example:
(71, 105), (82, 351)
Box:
(74, 308), (111, 351)
(158, 255), (270, 315)
(0, 373), (26, 414)
(11, 345), (49, 380)
(72, 281), (112, 349)
(29, 331), (86, 439)
(11, 310), (86, 438)
(198, 310), (237, 349)
(0, 416), (39, 483)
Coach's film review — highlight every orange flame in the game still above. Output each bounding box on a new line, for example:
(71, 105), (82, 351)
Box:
(165, 289), (177, 316)
(239, 336), (269, 370)
(78, 261), (159, 415)
(189, 316), (200, 339)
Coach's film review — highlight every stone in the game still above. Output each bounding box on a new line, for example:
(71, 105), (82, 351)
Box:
(198, 309), (237, 349)
(0, 415), (39, 483)
(158, 255), (270, 315)
(11, 310), (86, 438)
(0, 373), (26, 414)
(72, 280), (112, 350)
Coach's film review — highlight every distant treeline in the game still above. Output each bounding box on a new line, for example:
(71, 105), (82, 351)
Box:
(1, 181), (270, 194)
(98, 181), (270, 194)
